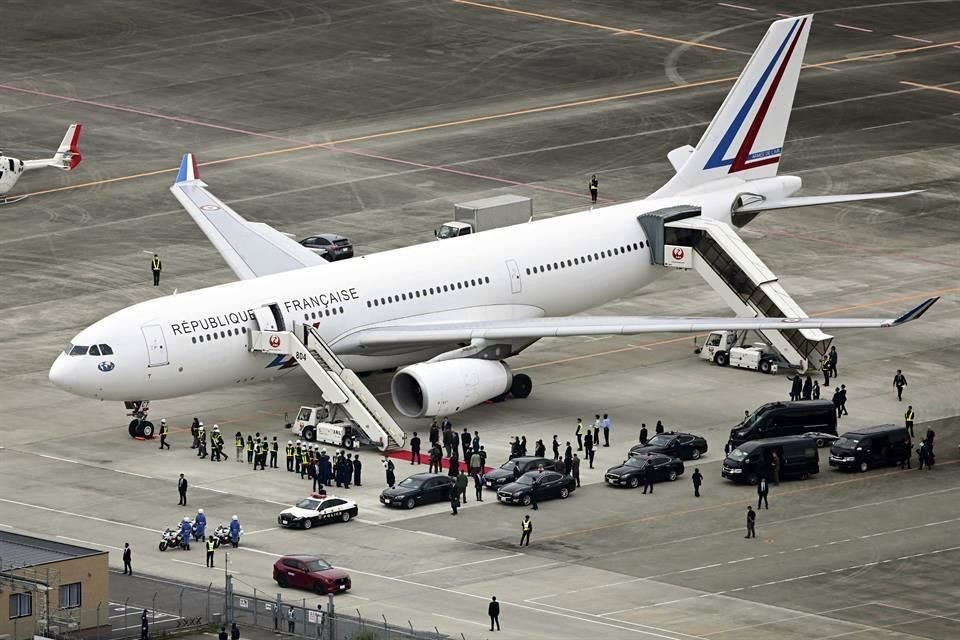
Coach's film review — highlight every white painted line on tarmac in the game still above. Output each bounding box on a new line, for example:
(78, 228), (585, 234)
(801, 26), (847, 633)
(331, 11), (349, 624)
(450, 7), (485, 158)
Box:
(243, 527), (280, 536)
(57, 535), (123, 551)
(718, 2), (756, 11)
(35, 453), (80, 464)
(114, 469), (154, 479)
(196, 486), (228, 494)
(863, 120), (912, 130)
(171, 558), (210, 569)
(403, 553), (523, 576)
(434, 613), (488, 628)
(413, 530), (457, 541)
(342, 594), (370, 601)
(0, 497), (161, 533)
(0, 523), (12, 528)
(894, 34), (933, 44)
(834, 23), (873, 33)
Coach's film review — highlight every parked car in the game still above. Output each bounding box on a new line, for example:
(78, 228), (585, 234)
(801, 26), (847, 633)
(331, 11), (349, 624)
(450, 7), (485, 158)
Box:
(829, 424), (912, 472)
(496, 470), (575, 505)
(483, 457), (557, 489)
(629, 432), (708, 460)
(728, 401), (837, 448)
(380, 473), (455, 509)
(273, 555), (351, 594)
(277, 494), (358, 529)
(300, 233), (353, 261)
(605, 453), (684, 488)
(722, 436), (819, 484)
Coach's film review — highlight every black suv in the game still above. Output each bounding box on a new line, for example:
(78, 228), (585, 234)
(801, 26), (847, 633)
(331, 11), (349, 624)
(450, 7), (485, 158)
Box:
(630, 432), (708, 460)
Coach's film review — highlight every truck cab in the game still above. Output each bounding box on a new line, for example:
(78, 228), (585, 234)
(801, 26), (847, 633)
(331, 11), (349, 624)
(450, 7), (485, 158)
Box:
(698, 330), (781, 374)
(293, 405), (365, 448)
(435, 221), (472, 239)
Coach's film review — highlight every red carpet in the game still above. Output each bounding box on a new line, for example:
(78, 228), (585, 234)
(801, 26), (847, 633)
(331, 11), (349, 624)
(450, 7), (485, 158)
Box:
(385, 448), (494, 474)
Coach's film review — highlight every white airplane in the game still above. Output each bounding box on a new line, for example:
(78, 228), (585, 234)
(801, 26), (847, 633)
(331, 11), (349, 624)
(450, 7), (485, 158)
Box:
(49, 16), (937, 425)
(0, 123), (83, 202)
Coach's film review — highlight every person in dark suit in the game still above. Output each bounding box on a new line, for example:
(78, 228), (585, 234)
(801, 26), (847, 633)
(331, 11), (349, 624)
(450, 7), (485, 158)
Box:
(178, 474), (188, 506)
(563, 442), (573, 475)
(641, 455), (654, 494)
(410, 432), (421, 465)
(488, 596), (501, 631)
(692, 469), (703, 498)
(638, 424), (648, 445)
(757, 477), (769, 509)
(745, 506), (757, 538)
(353, 455), (362, 486)
(122, 543), (132, 575)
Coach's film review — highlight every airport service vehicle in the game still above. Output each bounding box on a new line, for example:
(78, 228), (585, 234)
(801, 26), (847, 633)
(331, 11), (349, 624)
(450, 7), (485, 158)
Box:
(50, 17), (938, 433)
(277, 494), (358, 529)
(483, 457), (558, 489)
(697, 330), (786, 374)
(605, 453), (685, 488)
(292, 405), (365, 447)
(300, 233), (353, 261)
(379, 473), (455, 509)
(435, 195), (532, 239)
(629, 432), (708, 460)
(0, 123), (82, 203)
(497, 470), (575, 505)
(273, 555), (351, 594)
(728, 401), (837, 448)
(829, 424), (912, 472)
(722, 436), (819, 484)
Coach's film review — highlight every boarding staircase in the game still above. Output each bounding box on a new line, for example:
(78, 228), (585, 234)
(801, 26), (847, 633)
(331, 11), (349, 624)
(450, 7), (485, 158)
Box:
(249, 324), (405, 451)
(639, 207), (832, 372)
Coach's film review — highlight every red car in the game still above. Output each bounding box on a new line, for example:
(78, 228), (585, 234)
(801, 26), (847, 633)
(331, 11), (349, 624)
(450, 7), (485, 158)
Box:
(273, 555), (351, 594)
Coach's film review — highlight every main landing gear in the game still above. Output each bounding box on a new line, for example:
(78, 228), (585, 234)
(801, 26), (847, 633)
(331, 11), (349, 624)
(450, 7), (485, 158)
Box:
(490, 373), (533, 403)
(126, 400), (155, 438)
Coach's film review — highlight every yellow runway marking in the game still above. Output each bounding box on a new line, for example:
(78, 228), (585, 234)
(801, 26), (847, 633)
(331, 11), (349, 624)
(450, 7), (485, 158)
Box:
(900, 80), (960, 97)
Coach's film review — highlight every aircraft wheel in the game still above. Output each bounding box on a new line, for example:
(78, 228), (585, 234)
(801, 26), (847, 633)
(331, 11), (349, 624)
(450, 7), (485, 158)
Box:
(140, 421), (154, 438)
(510, 374), (533, 399)
(129, 421), (139, 438)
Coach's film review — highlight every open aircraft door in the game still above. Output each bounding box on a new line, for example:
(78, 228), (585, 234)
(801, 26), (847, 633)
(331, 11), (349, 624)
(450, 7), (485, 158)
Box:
(141, 325), (169, 367)
(252, 303), (286, 332)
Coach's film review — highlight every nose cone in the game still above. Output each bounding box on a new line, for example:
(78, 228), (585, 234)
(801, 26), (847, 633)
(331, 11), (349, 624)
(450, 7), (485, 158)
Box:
(49, 353), (71, 391)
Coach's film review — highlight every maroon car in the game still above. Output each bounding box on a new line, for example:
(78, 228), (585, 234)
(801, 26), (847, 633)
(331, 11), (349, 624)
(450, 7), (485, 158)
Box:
(273, 555), (351, 594)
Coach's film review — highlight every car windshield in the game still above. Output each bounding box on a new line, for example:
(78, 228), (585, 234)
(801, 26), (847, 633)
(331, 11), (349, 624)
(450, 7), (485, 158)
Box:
(514, 475), (534, 485)
(728, 449), (748, 461)
(304, 559), (332, 572)
(398, 477), (424, 488)
(499, 461), (520, 470)
(624, 457), (648, 467)
(834, 437), (859, 448)
(646, 434), (674, 447)
(437, 225), (460, 239)
(295, 499), (321, 510)
(741, 408), (771, 429)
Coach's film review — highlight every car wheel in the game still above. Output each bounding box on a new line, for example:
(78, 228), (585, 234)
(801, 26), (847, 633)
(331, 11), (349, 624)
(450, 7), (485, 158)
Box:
(628, 476), (640, 489)
(140, 421), (154, 438)
(314, 582), (327, 595)
(759, 359), (772, 374)
(158, 541), (167, 552)
(302, 519), (313, 530)
(559, 487), (570, 499)
(668, 470), (678, 481)
(714, 352), (729, 367)
(277, 574), (288, 588)
(341, 511), (352, 523)
(859, 461), (869, 473)
(691, 449), (701, 460)
(520, 494), (532, 506)
(510, 374), (533, 399)
(405, 497), (416, 510)
(302, 425), (316, 442)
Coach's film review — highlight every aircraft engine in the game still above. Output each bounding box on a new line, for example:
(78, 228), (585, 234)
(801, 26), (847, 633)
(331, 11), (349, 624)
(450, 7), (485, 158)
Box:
(391, 359), (513, 418)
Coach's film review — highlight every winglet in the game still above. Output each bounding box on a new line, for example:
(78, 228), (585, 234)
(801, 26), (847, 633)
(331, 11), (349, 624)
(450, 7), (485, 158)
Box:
(175, 153), (200, 183)
(890, 297), (939, 326)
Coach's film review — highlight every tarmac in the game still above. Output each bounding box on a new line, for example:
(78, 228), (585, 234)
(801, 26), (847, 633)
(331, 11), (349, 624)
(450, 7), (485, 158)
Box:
(1, 1), (960, 639)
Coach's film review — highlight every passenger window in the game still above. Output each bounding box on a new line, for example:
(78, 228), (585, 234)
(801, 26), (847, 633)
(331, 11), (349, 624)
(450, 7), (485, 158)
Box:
(220, 331), (226, 338)
(99, 344), (113, 355)
(192, 337), (197, 344)
(471, 279), (476, 286)
(89, 345), (101, 356)
(639, 242), (644, 249)
(484, 277), (490, 283)
(318, 238), (330, 245)
(199, 336), (205, 343)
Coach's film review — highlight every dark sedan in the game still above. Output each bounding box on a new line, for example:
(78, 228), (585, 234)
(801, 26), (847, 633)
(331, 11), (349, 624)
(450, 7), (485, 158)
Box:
(273, 555), (351, 594)
(497, 470), (575, 506)
(483, 457), (558, 489)
(605, 453), (685, 488)
(629, 432), (708, 460)
(380, 473), (454, 509)
(300, 233), (354, 261)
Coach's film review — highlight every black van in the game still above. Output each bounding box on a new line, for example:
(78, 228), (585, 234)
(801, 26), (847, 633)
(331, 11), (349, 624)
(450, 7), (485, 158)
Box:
(722, 436), (819, 484)
(829, 424), (912, 472)
(728, 400), (837, 448)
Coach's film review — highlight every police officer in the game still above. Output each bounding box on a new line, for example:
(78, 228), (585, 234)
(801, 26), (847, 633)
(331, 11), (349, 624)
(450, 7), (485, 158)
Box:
(300, 446), (309, 479)
(158, 418), (170, 450)
(904, 405), (915, 438)
(205, 537), (215, 568)
(285, 440), (295, 471)
(197, 424), (207, 458)
(270, 436), (279, 468)
(519, 515), (532, 546)
(353, 455), (362, 486)
(151, 253), (162, 286)
(588, 174), (599, 206)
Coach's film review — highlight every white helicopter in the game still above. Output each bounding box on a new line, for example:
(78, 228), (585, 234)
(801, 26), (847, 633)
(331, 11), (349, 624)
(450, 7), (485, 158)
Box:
(1, 123), (82, 203)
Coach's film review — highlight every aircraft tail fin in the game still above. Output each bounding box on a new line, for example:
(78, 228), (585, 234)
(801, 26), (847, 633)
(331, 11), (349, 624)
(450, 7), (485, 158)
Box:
(653, 16), (811, 197)
(23, 123), (83, 172)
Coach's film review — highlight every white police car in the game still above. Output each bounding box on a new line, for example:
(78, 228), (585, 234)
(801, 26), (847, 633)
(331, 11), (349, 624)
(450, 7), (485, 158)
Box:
(277, 493), (359, 529)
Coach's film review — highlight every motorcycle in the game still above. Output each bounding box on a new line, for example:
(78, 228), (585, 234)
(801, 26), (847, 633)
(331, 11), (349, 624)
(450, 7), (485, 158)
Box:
(211, 523), (243, 548)
(158, 527), (184, 552)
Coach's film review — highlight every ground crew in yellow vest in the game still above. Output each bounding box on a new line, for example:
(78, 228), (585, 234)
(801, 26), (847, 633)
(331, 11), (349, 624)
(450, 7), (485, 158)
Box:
(285, 441), (295, 471)
(904, 405), (915, 438)
(300, 447), (310, 479)
(158, 418), (170, 450)
(575, 418), (584, 451)
(246, 435), (255, 464)
(206, 538), (215, 568)
(270, 436), (279, 468)
(255, 439), (266, 470)
(295, 441), (303, 474)
(151, 254), (162, 286)
(235, 432), (244, 462)
(520, 515), (532, 546)
(197, 425), (207, 458)
(588, 175), (599, 206)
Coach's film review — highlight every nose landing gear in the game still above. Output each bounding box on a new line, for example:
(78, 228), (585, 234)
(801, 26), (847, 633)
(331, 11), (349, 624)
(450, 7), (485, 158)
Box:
(125, 400), (154, 438)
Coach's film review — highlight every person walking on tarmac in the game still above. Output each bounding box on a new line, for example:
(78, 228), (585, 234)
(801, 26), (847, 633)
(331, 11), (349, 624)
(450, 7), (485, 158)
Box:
(893, 369), (908, 401)
(821, 353), (831, 387)
(745, 506), (757, 539)
(285, 441), (295, 471)
(122, 543), (133, 575)
(270, 436), (279, 468)
(520, 515), (532, 546)
(158, 419), (170, 450)
(584, 430), (595, 469)
(530, 467), (543, 510)
(488, 597), (501, 632)
(456, 471), (469, 504)
(642, 454), (655, 494)
(151, 253), (162, 286)
(205, 537), (216, 568)
(692, 468), (703, 497)
(588, 174), (599, 206)
(178, 474), (188, 506)
(474, 472), (483, 502)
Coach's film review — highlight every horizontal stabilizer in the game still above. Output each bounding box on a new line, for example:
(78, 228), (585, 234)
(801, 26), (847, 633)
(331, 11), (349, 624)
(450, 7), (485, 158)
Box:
(735, 190), (923, 213)
(667, 145), (695, 172)
(22, 122), (83, 172)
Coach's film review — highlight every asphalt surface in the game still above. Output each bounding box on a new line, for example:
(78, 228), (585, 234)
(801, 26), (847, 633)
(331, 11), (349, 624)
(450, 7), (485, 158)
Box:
(1, 1), (959, 640)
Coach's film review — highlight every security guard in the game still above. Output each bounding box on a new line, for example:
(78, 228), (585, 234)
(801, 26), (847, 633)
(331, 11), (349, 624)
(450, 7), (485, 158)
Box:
(821, 352), (831, 386)
(151, 253), (162, 286)
(520, 515), (532, 546)
(588, 175), (599, 205)
(270, 436), (279, 469)
(158, 418), (170, 450)
(294, 441), (303, 474)
(300, 446), (309, 479)
(904, 405), (915, 438)
(256, 438), (267, 470)
(285, 441), (295, 472)
(205, 537), (215, 568)
(235, 432), (244, 462)
(246, 435), (255, 464)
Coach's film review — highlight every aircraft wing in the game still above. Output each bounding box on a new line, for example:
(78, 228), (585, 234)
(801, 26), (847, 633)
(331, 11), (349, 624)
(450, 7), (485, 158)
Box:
(169, 154), (328, 280)
(735, 191), (923, 213)
(336, 298), (938, 353)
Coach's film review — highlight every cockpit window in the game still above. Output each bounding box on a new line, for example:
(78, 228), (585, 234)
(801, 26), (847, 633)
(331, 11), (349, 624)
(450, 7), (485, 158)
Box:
(99, 344), (114, 355)
(69, 345), (89, 356)
(89, 345), (101, 356)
